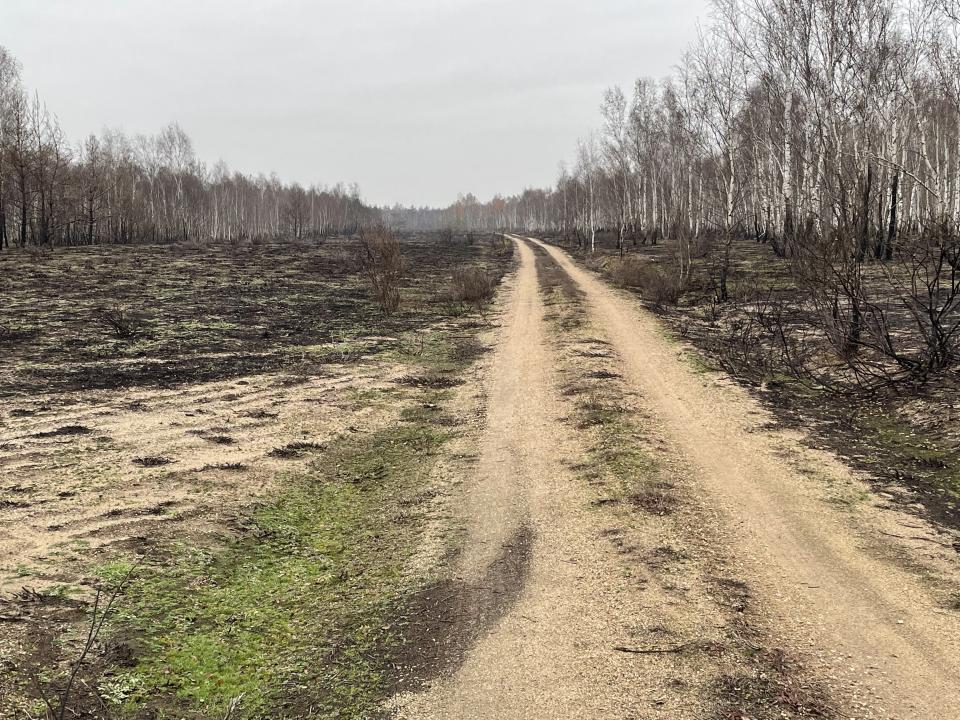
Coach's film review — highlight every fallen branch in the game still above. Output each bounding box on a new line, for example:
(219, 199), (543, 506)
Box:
(614, 643), (691, 655)
(878, 530), (953, 549)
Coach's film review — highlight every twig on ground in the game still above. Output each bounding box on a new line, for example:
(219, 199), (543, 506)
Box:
(878, 530), (953, 548)
(614, 643), (691, 655)
(222, 693), (245, 720)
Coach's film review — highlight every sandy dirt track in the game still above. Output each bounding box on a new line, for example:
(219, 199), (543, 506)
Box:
(395, 235), (960, 719)
(396, 237), (689, 718)
(527, 236), (960, 718)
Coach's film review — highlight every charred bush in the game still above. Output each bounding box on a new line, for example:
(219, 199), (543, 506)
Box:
(92, 306), (142, 339)
(607, 256), (687, 307)
(358, 226), (405, 315)
(490, 235), (514, 258)
(451, 266), (498, 307)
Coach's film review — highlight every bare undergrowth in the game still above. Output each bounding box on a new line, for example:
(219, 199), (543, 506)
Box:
(546, 232), (960, 529)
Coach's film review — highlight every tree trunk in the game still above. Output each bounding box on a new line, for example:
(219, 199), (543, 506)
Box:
(857, 163), (873, 263)
(882, 171), (899, 261)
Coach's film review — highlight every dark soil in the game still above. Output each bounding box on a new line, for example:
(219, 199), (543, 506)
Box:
(391, 525), (534, 692)
(0, 233), (513, 399)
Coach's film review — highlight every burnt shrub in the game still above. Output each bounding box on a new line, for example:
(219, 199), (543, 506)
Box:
(606, 256), (686, 307)
(450, 266), (499, 307)
(93, 306), (142, 339)
(358, 227), (405, 315)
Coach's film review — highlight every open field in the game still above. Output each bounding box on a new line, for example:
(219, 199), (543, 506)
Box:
(0, 236), (511, 397)
(1, 233), (959, 720)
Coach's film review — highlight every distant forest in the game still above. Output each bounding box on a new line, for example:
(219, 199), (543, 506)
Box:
(0, 46), (378, 249)
(8, 0), (960, 254)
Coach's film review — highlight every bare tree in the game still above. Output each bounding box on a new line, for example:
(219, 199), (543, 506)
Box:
(600, 86), (632, 254)
(575, 134), (599, 252)
(0, 45), (380, 249)
(0, 46), (22, 250)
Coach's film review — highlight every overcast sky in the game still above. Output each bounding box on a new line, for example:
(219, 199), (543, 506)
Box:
(3, 0), (711, 207)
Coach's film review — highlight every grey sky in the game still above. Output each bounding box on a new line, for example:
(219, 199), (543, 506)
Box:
(3, 0), (711, 207)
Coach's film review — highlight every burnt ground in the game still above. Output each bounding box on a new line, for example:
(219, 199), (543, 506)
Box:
(0, 232), (514, 719)
(541, 231), (960, 536)
(0, 233), (512, 398)
(390, 525), (534, 693)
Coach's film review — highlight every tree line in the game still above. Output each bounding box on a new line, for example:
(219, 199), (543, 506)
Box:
(397, 0), (960, 383)
(0, 46), (377, 250)
(405, 0), (960, 248)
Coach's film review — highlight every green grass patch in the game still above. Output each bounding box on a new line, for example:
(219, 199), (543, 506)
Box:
(110, 423), (450, 719)
(859, 410), (960, 497)
(685, 351), (720, 374)
(585, 416), (661, 501)
(388, 323), (490, 375)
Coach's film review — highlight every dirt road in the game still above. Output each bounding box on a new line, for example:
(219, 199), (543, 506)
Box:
(393, 236), (960, 719)
(395, 236), (687, 718)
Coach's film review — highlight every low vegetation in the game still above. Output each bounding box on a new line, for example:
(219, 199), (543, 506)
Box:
(450, 266), (499, 308)
(358, 226), (406, 316)
(107, 423), (447, 718)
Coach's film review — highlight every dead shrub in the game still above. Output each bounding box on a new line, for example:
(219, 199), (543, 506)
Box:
(26, 244), (52, 259)
(199, 462), (248, 472)
(451, 266), (498, 307)
(490, 235), (514, 257)
(358, 227), (405, 315)
(398, 373), (464, 389)
(93, 306), (141, 339)
(268, 441), (325, 459)
(607, 256), (686, 307)
(132, 455), (172, 467)
(188, 429), (238, 444)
